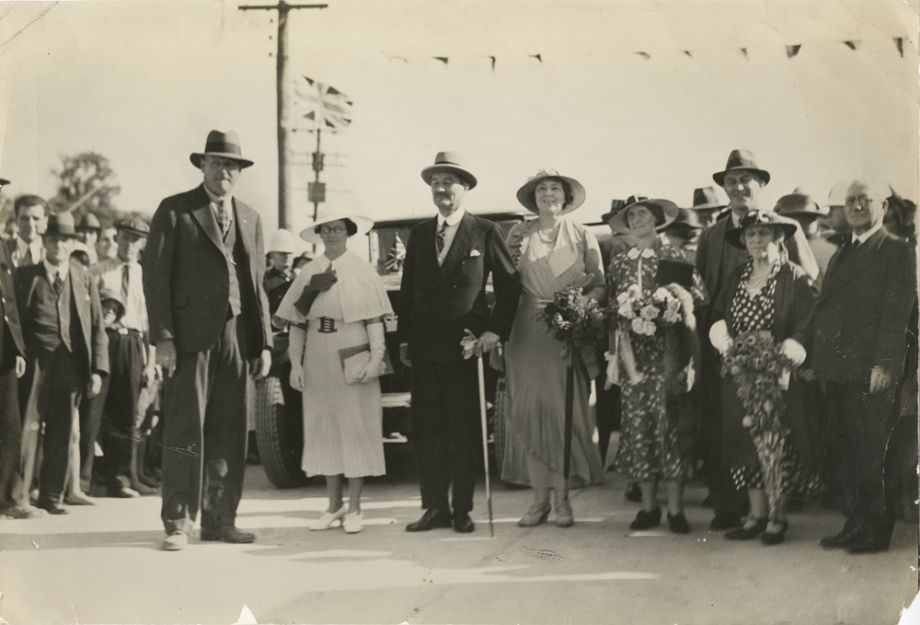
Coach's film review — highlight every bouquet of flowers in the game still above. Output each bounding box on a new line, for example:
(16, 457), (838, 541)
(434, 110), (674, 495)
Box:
(615, 284), (684, 337)
(541, 286), (607, 349)
(721, 329), (797, 518)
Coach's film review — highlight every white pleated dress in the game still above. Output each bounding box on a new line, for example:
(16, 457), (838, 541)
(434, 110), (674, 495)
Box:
(275, 251), (393, 478)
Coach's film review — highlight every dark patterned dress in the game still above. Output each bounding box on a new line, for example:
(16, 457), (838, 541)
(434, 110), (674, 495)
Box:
(727, 260), (820, 494)
(609, 242), (705, 482)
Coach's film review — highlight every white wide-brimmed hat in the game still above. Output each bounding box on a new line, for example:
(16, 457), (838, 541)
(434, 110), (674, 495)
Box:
(298, 206), (374, 244)
(268, 228), (297, 254)
(515, 169), (586, 214)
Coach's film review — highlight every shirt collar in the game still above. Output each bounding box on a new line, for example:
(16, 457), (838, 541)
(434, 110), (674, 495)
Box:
(437, 207), (466, 228)
(203, 185), (233, 207)
(42, 259), (69, 280)
(17, 236), (42, 256)
(852, 220), (883, 245)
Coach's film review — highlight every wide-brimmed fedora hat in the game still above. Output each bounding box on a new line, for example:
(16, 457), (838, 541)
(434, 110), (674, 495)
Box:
(44, 212), (80, 239)
(690, 186), (727, 211)
(600, 199), (627, 224)
(298, 206), (374, 244)
(515, 169), (586, 215)
(268, 228), (297, 254)
(190, 130), (254, 169)
(726, 210), (798, 249)
(115, 216), (150, 237)
(712, 149), (771, 187)
(420, 151), (477, 189)
(76, 212), (102, 232)
(608, 194), (679, 234)
(658, 207), (702, 232)
(775, 187), (828, 219)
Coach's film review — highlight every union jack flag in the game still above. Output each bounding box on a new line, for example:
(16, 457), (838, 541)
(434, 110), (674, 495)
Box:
(292, 75), (354, 131)
(385, 233), (406, 272)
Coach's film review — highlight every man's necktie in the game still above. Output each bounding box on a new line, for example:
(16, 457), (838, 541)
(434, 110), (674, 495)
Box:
(52, 272), (63, 295)
(215, 199), (231, 235)
(121, 263), (130, 306)
(436, 221), (447, 256)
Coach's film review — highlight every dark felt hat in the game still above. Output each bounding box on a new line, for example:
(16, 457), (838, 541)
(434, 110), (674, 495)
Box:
(600, 199), (628, 224)
(608, 195), (679, 234)
(44, 212), (80, 239)
(420, 151), (477, 189)
(713, 149), (771, 187)
(775, 187), (828, 218)
(190, 130), (254, 169)
(690, 186), (727, 211)
(658, 207), (702, 232)
(77, 212), (102, 232)
(0, 177), (9, 187)
(726, 210), (798, 249)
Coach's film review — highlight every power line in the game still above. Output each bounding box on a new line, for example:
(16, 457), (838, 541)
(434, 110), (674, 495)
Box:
(0, 2), (60, 57)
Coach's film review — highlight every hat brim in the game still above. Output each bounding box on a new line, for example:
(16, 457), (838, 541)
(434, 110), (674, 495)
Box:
(0, 177), (9, 187)
(115, 226), (149, 237)
(726, 222), (797, 249)
(609, 199), (679, 234)
(516, 174), (586, 215)
(713, 167), (771, 187)
(299, 213), (374, 243)
(690, 202), (727, 211)
(190, 152), (254, 169)
(420, 164), (477, 190)
(44, 229), (81, 240)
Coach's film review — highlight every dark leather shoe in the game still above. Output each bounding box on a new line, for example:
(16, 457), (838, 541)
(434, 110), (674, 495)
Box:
(200, 526), (256, 544)
(725, 518), (768, 540)
(846, 533), (890, 554)
(667, 512), (690, 534)
(452, 511), (475, 533)
(406, 508), (452, 532)
(761, 520), (789, 545)
(35, 500), (68, 515)
(629, 507), (662, 530)
(710, 512), (743, 531)
(819, 524), (862, 549)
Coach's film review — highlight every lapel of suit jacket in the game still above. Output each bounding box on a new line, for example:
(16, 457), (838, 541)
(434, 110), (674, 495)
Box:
(233, 200), (254, 258)
(818, 228), (885, 302)
(706, 216), (729, 292)
(439, 212), (474, 278)
(772, 264), (790, 338)
(189, 185), (226, 254)
(69, 262), (90, 346)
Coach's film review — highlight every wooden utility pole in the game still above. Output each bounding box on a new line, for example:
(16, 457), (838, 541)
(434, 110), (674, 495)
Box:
(238, 1), (328, 229)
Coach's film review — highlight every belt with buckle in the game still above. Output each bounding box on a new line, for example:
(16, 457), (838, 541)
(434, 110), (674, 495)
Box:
(318, 317), (338, 333)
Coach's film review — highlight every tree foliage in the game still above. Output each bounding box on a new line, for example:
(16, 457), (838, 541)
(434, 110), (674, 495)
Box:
(50, 152), (122, 225)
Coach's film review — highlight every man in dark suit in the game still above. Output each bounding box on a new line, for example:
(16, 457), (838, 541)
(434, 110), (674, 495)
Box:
(398, 152), (520, 533)
(812, 179), (916, 554)
(15, 212), (108, 515)
(695, 149), (820, 530)
(4, 194), (48, 268)
(0, 177), (43, 519)
(144, 130), (272, 551)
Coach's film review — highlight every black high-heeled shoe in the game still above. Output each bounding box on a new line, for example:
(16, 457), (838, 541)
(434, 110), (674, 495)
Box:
(761, 520), (789, 545)
(629, 507), (661, 530)
(724, 518), (768, 540)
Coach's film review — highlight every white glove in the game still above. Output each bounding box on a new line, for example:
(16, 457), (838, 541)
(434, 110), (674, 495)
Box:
(359, 321), (386, 383)
(604, 350), (619, 389)
(708, 320), (732, 355)
(780, 338), (807, 367)
(290, 365), (304, 391)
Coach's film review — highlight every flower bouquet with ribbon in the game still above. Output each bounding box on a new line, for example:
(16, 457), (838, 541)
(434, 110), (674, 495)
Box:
(609, 284), (687, 384)
(720, 329), (797, 520)
(540, 285), (606, 479)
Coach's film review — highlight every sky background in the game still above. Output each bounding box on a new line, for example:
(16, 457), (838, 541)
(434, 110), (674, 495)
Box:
(0, 0), (917, 249)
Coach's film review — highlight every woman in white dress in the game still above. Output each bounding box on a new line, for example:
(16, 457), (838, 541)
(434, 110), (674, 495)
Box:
(275, 208), (393, 534)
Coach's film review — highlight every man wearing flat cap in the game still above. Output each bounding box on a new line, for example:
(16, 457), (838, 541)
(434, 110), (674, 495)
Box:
(90, 216), (157, 497)
(695, 149), (819, 531)
(398, 151), (520, 533)
(144, 130), (272, 550)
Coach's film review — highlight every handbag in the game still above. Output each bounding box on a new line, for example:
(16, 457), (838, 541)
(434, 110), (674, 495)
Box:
(338, 343), (394, 384)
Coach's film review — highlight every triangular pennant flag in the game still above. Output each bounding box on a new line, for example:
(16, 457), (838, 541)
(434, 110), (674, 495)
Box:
(682, 50), (693, 58)
(433, 56), (449, 65)
(843, 40), (859, 50)
(739, 47), (749, 59)
(635, 51), (651, 60)
(894, 37), (905, 57)
(529, 53), (543, 63)
(785, 44), (801, 58)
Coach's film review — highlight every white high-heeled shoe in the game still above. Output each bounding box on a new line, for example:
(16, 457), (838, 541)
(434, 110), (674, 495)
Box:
(343, 511), (363, 534)
(309, 504), (346, 531)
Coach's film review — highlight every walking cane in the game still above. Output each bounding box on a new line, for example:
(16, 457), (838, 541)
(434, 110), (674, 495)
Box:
(463, 329), (495, 537)
(476, 350), (496, 537)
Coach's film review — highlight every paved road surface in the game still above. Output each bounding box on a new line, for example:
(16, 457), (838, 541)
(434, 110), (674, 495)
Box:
(0, 458), (915, 625)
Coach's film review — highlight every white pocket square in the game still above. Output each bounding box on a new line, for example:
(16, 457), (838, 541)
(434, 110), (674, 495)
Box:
(468, 249), (481, 258)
